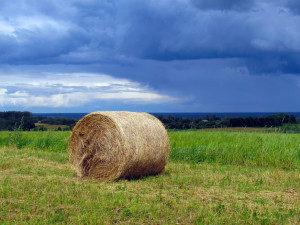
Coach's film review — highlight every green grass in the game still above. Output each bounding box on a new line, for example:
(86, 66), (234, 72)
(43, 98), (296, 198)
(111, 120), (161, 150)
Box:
(282, 123), (300, 133)
(197, 127), (276, 133)
(0, 130), (299, 224)
(0, 131), (69, 153)
(1, 130), (299, 169)
(169, 131), (300, 170)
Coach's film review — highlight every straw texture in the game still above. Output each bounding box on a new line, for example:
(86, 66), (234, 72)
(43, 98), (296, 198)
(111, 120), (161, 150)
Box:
(68, 111), (170, 180)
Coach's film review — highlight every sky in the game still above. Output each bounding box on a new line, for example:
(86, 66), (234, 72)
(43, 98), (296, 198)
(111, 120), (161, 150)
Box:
(0, 0), (300, 113)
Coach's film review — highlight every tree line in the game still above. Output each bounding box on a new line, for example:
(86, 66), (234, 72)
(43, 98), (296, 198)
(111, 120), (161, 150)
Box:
(157, 113), (297, 130)
(0, 111), (298, 131)
(0, 111), (77, 131)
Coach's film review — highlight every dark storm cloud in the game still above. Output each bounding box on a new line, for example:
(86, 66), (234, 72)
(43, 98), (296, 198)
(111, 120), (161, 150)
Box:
(190, 0), (255, 11)
(115, 0), (300, 76)
(0, 0), (299, 76)
(0, 0), (300, 112)
(244, 53), (300, 75)
(118, 3), (255, 61)
(0, 0), (116, 64)
(285, 0), (300, 14)
(0, 28), (88, 64)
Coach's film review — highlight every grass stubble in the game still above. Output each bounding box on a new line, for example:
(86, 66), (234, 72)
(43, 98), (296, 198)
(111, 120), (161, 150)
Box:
(0, 130), (299, 224)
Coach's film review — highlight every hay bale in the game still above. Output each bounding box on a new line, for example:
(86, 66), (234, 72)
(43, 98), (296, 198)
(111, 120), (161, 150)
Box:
(68, 111), (170, 180)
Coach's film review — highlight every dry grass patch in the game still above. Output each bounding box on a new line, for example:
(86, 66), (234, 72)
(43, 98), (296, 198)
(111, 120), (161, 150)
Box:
(34, 123), (68, 130)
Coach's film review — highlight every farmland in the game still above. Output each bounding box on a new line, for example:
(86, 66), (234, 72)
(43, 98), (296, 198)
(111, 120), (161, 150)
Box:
(0, 130), (299, 224)
(34, 123), (69, 131)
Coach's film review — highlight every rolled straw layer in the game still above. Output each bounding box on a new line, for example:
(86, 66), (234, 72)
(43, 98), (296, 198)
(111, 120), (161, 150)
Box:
(68, 111), (170, 180)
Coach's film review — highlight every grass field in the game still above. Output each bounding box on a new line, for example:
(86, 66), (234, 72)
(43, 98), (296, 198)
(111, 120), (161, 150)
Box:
(197, 127), (276, 133)
(169, 131), (300, 170)
(34, 123), (69, 130)
(0, 130), (299, 224)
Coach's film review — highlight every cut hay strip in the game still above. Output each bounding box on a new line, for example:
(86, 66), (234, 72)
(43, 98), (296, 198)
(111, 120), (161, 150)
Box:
(68, 111), (170, 180)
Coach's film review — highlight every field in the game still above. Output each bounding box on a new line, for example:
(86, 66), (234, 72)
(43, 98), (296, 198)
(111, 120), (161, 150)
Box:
(0, 131), (299, 224)
(34, 123), (69, 131)
(197, 127), (277, 133)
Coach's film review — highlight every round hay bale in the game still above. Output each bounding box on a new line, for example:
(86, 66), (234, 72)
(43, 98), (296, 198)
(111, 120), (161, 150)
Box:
(68, 111), (170, 180)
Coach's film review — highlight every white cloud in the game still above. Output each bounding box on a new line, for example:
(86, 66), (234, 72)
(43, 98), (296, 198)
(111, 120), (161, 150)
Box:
(0, 16), (71, 38)
(0, 21), (15, 37)
(0, 73), (177, 107)
(0, 88), (7, 94)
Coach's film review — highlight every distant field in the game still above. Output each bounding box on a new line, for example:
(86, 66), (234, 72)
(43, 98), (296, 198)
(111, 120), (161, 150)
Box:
(0, 130), (299, 224)
(34, 123), (68, 130)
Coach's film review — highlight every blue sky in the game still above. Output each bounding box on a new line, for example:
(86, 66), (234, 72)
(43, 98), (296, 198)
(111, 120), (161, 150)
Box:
(0, 0), (300, 112)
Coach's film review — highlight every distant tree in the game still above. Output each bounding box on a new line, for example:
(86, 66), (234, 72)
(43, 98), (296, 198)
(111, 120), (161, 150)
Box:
(154, 113), (299, 130)
(228, 117), (246, 127)
(62, 126), (72, 131)
(0, 118), (7, 130)
(289, 115), (297, 123)
(33, 126), (47, 131)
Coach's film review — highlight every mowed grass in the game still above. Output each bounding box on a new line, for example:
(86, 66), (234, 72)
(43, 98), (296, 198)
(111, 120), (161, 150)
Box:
(0, 131), (299, 224)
